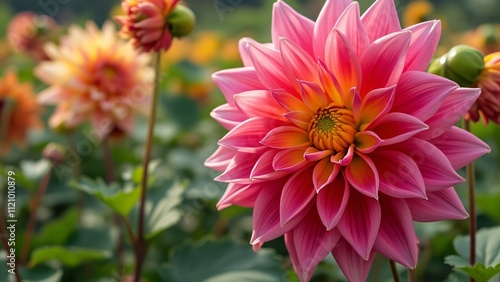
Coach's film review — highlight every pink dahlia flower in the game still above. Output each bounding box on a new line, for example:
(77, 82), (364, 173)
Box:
(468, 52), (500, 124)
(116, 0), (179, 52)
(205, 0), (490, 281)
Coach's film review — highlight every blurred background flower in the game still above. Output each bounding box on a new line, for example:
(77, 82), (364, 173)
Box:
(0, 70), (41, 153)
(7, 11), (60, 61)
(35, 21), (153, 137)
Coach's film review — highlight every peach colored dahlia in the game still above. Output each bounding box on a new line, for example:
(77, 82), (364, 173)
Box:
(468, 52), (500, 124)
(115, 0), (179, 52)
(205, 0), (491, 281)
(35, 21), (152, 136)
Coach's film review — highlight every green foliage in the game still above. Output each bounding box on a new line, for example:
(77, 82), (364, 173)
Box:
(445, 227), (500, 282)
(30, 246), (111, 268)
(70, 177), (141, 217)
(130, 180), (186, 241)
(31, 208), (79, 249)
(160, 240), (284, 282)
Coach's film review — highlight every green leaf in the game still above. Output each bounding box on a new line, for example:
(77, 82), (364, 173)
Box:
(160, 95), (200, 129)
(19, 265), (63, 282)
(29, 246), (111, 268)
(70, 177), (140, 217)
(32, 208), (79, 249)
(160, 240), (284, 282)
(445, 227), (500, 282)
(131, 180), (186, 241)
(20, 160), (51, 183)
(477, 193), (500, 222)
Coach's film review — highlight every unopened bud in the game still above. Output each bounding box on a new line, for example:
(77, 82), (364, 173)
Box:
(42, 143), (65, 164)
(167, 4), (196, 38)
(428, 45), (485, 87)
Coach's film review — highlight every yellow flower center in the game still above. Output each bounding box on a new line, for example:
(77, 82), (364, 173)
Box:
(308, 103), (357, 152)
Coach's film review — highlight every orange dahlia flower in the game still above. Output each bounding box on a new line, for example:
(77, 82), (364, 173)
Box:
(7, 12), (58, 61)
(35, 21), (153, 136)
(0, 71), (41, 153)
(115, 0), (195, 52)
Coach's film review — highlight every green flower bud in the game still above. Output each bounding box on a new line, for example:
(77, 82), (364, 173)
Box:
(42, 142), (66, 164)
(428, 45), (485, 87)
(167, 4), (196, 38)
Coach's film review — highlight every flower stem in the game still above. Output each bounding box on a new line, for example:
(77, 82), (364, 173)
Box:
(134, 51), (162, 282)
(20, 170), (52, 265)
(101, 136), (124, 276)
(389, 260), (401, 282)
(408, 268), (417, 282)
(464, 119), (476, 282)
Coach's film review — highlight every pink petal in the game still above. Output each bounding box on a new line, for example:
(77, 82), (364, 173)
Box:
(317, 173), (350, 230)
(374, 196), (419, 269)
(345, 153), (379, 198)
(238, 37), (257, 67)
(273, 148), (309, 172)
(354, 131), (382, 154)
(372, 150), (426, 199)
(204, 146), (237, 172)
(429, 127), (490, 170)
(304, 147), (333, 162)
(359, 30), (411, 97)
(212, 67), (263, 106)
(260, 126), (311, 149)
(234, 90), (286, 119)
(337, 188), (381, 259)
(393, 71), (458, 121)
(251, 183), (306, 244)
(331, 144), (355, 166)
(406, 187), (469, 222)
(313, 0), (351, 59)
(355, 85), (395, 128)
(318, 60), (343, 104)
(299, 80), (328, 112)
(332, 238), (376, 282)
(37, 86), (66, 104)
(272, 0), (314, 56)
(217, 183), (264, 210)
(285, 208), (341, 281)
(417, 88), (481, 140)
(279, 37), (318, 90)
(250, 149), (288, 181)
(214, 152), (259, 184)
(312, 157), (340, 192)
(271, 88), (310, 112)
(218, 117), (284, 152)
(403, 20), (442, 72)
(369, 112), (428, 145)
(361, 0), (401, 42)
(280, 166), (316, 225)
(325, 29), (362, 95)
(333, 2), (369, 57)
(283, 111), (312, 130)
(400, 139), (465, 191)
(247, 41), (293, 93)
(210, 104), (248, 130)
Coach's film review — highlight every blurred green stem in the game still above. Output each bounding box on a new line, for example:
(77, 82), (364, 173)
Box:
(101, 136), (124, 276)
(135, 51), (162, 282)
(464, 119), (476, 282)
(20, 169), (52, 265)
(389, 259), (401, 282)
